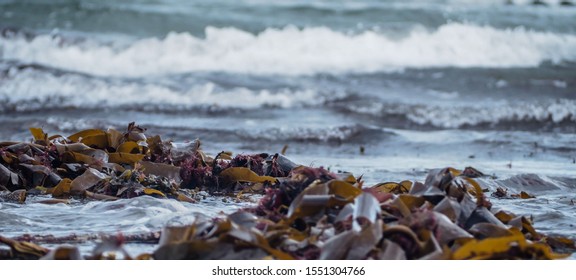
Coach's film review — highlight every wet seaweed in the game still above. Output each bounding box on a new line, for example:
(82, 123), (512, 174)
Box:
(0, 123), (573, 260)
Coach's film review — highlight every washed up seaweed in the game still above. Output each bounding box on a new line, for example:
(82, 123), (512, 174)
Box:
(0, 123), (574, 260)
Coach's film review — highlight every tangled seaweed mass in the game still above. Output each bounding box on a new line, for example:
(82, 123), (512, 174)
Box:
(0, 123), (574, 260)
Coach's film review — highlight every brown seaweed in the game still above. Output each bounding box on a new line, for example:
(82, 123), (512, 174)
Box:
(0, 123), (573, 260)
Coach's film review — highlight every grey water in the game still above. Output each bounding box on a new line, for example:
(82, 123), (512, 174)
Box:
(0, 0), (575, 257)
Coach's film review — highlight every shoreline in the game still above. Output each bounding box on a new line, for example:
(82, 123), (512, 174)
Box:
(1, 123), (574, 260)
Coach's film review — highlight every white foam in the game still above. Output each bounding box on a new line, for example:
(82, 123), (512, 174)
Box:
(0, 69), (321, 110)
(409, 99), (576, 128)
(237, 125), (365, 142)
(352, 99), (576, 128)
(2, 23), (576, 77)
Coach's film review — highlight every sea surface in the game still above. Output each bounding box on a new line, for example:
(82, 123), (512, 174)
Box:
(0, 0), (575, 257)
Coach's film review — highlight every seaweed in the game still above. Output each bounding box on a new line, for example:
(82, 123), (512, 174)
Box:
(0, 123), (573, 260)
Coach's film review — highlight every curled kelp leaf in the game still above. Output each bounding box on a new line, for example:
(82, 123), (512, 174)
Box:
(70, 168), (108, 195)
(85, 190), (118, 201)
(464, 207), (506, 229)
(116, 141), (140, 154)
(49, 178), (72, 199)
(68, 129), (109, 149)
(143, 188), (166, 198)
(403, 211), (473, 246)
(388, 194), (427, 218)
(368, 180), (412, 195)
(264, 153), (299, 177)
(494, 210), (516, 224)
(18, 163), (61, 188)
(319, 230), (356, 260)
(107, 128), (125, 150)
(452, 228), (564, 260)
(108, 152), (144, 165)
(154, 213), (293, 260)
(54, 142), (92, 154)
(41, 246), (82, 260)
(328, 180), (361, 201)
(544, 236), (576, 254)
(0, 235), (49, 260)
(0, 164), (21, 191)
(220, 167), (277, 185)
(172, 193), (195, 203)
(509, 216), (541, 240)
(347, 219), (383, 259)
(424, 167), (456, 192)
(286, 181), (330, 223)
(229, 211), (259, 229)
(510, 191), (536, 199)
(433, 196), (461, 222)
(462, 166), (485, 178)
(62, 149), (110, 168)
(352, 192), (380, 231)
(468, 223), (513, 239)
(29, 127), (48, 146)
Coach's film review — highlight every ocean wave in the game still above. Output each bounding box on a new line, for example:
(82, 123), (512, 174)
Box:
(235, 124), (387, 143)
(477, 174), (575, 202)
(0, 195), (253, 237)
(338, 99), (576, 129)
(2, 23), (576, 76)
(0, 67), (324, 112)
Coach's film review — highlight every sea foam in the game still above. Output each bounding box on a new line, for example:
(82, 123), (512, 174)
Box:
(2, 23), (575, 77)
(0, 68), (322, 111)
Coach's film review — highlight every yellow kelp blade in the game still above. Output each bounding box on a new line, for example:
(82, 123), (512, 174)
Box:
(50, 178), (72, 198)
(108, 152), (145, 165)
(328, 180), (361, 200)
(368, 181), (411, 194)
(520, 191), (535, 199)
(219, 167), (277, 184)
(40, 246), (82, 260)
(85, 191), (118, 201)
(0, 235), (49, 259)
(452, 229), (563, 260)
(29, 127), (47, 145)
(175, 193), (196, 203)
(117, 141), (140, 154)
(107, 128), (125, 149)
(68, 129), (106, 142)
(143, 188), (166, 198)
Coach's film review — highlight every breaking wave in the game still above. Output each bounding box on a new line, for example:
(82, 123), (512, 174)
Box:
(0, 67), (324, 112)
(338, 99), (576, 129)
(2, 23), (576, 77)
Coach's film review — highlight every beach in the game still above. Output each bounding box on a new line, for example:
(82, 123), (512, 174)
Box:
(0, 0), (575, 259)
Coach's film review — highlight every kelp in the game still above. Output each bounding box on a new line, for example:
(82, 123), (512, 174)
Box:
(491, 187), (536, 199)
(0, 123), (573, 260)
(1, 123), (262, 202)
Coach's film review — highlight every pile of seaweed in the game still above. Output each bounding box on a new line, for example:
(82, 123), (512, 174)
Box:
(0, 123), (574, 260)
